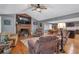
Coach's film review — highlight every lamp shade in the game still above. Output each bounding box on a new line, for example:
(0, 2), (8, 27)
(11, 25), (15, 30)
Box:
(57, 23), (66, 29)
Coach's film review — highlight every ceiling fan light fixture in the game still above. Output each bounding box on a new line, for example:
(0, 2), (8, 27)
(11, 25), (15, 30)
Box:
(36, 8), (41, 12)
(31, 4), (47, 12)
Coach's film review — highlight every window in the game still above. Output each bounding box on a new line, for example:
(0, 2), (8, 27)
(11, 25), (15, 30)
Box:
(0, 16), (1, 33)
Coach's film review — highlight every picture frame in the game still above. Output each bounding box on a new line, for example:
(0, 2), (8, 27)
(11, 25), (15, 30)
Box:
(4, 20), (11, 25)
(33, 22), (38, 25)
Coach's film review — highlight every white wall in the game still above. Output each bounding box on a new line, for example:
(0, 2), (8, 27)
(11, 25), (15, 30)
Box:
(1, 14), (16, 34)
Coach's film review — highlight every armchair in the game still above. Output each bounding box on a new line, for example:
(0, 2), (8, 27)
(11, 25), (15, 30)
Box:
(34, 36), (59, 54)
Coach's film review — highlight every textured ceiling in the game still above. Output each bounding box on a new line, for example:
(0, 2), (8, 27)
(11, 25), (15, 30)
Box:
(0, 4), (79, 21)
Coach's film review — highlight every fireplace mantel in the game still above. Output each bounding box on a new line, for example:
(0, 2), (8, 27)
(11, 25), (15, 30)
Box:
(16, 24), (31, 30)
(16, 14), (31, 37)
(16, 24), (31, 36)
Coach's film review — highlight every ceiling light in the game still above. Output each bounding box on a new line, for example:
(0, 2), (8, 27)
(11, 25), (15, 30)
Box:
(36, 8), (41, 12)
(31, 4), (47, 13)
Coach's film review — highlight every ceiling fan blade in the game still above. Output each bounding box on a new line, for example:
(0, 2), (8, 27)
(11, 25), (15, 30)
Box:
(31, 4), (38, 8)
(19, 4), (47, 13)
(32, 8), (37, 11)
(40, 7), (47, 9)
(39, 5), (47, 9)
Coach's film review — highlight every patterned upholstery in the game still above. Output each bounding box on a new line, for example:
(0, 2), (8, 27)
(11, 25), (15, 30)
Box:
(33, 28), (43, 37)
(28, 40), (35, 54)
(34, 36), (59, 54)
(27, 37), (39, 54)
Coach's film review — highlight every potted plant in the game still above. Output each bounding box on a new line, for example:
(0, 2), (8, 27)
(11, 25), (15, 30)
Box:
(4, 35), (9, 44)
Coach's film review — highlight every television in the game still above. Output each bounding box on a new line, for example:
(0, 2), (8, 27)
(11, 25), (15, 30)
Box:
(17, 17), (31, 24)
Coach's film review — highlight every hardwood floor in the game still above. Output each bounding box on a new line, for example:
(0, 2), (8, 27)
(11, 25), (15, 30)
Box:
(11, 40), (29, 54)
(10, 34), (79, 54)
(64, 34), (79, 54)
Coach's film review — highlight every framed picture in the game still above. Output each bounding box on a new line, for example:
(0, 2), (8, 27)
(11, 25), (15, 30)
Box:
(33, 22), (38, 25)
(4, 20), (11, 25)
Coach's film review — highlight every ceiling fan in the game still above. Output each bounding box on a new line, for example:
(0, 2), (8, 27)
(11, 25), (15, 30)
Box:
(20, 4), (47, 13)
(31, 4), (47, 12)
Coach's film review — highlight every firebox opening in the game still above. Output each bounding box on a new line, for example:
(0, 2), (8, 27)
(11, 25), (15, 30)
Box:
(19, 29), (29, 37)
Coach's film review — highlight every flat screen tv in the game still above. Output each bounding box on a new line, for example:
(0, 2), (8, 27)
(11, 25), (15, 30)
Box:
(17, 17), (31, 24)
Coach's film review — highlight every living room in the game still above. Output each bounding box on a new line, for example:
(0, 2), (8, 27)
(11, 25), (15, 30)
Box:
(0, 4), (79, 54)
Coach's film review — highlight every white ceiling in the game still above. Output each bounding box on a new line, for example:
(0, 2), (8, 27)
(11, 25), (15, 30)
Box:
(0, 4), (79, 21)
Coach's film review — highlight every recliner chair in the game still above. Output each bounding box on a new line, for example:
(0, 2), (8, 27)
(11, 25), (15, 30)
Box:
(34, 36), (59, 54)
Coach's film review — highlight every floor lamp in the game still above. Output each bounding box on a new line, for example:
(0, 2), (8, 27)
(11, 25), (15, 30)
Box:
(58, 23), (66, 53)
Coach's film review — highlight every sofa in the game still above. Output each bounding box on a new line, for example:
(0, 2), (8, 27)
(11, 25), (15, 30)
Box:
(34, 36), (59, 54)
